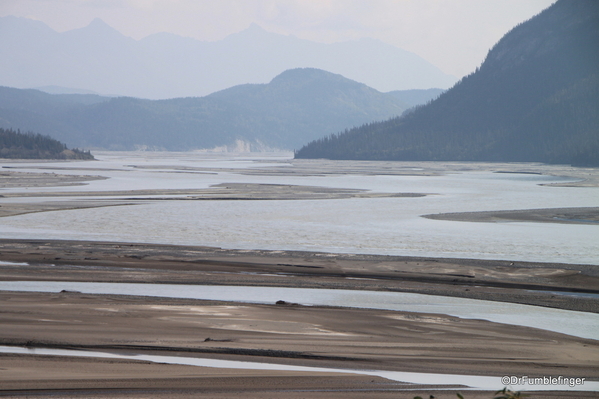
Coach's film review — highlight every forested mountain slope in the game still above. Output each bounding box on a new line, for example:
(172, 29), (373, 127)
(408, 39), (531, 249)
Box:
(295, 0), (599, 166)
(0, 128), (93, 159)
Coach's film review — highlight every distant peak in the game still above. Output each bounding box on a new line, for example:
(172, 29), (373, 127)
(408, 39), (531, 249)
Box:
(270, 68), (349, 86)
(234, 22), (278, 38)
(68, 17), (131, 40)
(86, 17), (112, 29)
(245, 22), (267, 32)
(78, 17), (123, 36)
(87, 17), (108, 26)
(275, 67), (332, 78)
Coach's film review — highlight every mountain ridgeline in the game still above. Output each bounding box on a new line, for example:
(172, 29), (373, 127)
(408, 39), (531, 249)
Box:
(295, 0), (599, 166)
(0, 69), (434, 151)
(0, 17), (456, 99)
(0, 128), (93, 159)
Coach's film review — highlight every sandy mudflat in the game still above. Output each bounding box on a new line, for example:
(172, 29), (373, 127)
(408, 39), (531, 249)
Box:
(1, 239), (598, 312)
(126, 158), (599, 187)
(0, 201), (137, 218)
(1, 290), (598, 399)
(424, 207), (599, 225)
(0, 240), (598, 398)
(0, 169), (107, 188)
(0, 180), (428, 200)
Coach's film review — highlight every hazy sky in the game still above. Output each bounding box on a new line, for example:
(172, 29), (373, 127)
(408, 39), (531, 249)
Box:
(1, 0), (556, 77)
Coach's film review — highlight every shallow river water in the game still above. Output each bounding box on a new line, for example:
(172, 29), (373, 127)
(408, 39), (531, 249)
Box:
(1, 281), (597, 340)
(1, 151), (598, 264)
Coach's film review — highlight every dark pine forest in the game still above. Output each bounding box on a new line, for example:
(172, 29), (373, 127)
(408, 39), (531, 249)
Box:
(0, 128), (93, 159)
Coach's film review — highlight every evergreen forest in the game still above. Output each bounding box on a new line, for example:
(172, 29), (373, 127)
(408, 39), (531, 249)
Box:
(0, 128), (94, 159)
(295, 0), (599, 166)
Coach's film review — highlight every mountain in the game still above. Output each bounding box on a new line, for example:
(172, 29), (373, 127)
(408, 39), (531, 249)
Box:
(295, 0), (599, 166)
(0, 68), (415, 151)
(0, 17), (456, 99)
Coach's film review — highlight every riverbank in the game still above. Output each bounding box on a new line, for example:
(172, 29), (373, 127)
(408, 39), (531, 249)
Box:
(5, 350), (596, 399)
(0, 239), (598, 398)
(1, 239), (598, 312)
(1, 290), (598, 398)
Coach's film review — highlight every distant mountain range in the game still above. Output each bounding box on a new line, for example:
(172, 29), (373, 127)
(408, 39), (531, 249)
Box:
(0, 17), (456, 99)
(0, 68), (442, 151)
(296, 0), (599, 166)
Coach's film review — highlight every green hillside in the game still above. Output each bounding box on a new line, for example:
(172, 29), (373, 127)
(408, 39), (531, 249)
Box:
(295, 0), (599, 166)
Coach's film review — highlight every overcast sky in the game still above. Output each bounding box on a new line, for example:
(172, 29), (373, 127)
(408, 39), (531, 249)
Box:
(1, 0), (556, 78)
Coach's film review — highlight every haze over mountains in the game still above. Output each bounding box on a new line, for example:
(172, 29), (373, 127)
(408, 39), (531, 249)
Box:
(3, 1), (592, 165)
(0, 16), (456, 99)
(296, 0), (599, 166)
(0, 68), (441, 151)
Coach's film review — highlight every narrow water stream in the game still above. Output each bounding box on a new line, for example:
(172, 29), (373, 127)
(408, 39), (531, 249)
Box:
(1, 281), (598, 340)
(1, 346), (596, 391)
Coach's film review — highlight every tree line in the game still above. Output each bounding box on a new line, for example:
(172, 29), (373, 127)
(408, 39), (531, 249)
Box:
(0, 128), (94, 159)
(295, 0), (599, 166)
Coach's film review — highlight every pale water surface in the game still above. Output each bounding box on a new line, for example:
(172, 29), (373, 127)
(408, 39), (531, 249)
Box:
(0, 152), (597, 264)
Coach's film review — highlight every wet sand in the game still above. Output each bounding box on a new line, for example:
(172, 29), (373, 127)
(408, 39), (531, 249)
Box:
(0, 240), (598, 398)
(424, 207), (599, 225)
(1, 239), (598, 312)
(1, 290), (598, 398)
(125, 158), (599, 187)
(0, 182), (427, 200)
(0, 169), (107, 188)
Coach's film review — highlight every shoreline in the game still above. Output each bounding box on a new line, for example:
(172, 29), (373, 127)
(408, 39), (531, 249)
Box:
(0, 290), (597, 398)
(1, 238), (597, 313)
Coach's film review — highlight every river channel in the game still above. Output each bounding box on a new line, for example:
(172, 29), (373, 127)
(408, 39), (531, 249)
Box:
(1, 281), (597, 340)
(1, 345), (596, 391)
(1, 152), (598, 264)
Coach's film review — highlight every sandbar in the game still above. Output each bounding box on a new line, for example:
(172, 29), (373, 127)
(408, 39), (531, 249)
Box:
(0, 239), (597, 398)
